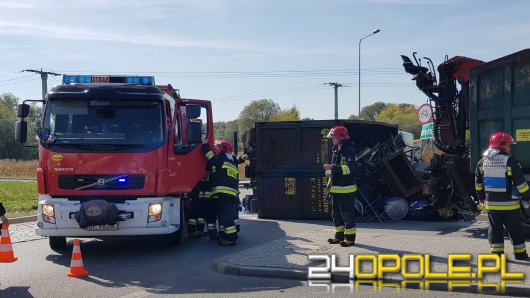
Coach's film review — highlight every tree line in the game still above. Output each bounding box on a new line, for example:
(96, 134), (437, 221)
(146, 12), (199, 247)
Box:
(0, 93), (40, 160)
(215, 99), (422, 144)
(0, 93), (421, 160)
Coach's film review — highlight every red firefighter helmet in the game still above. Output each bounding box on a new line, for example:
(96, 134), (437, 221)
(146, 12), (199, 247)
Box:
(488, 132), (516, 152)
(215, 139), (234, 154)
(327, 125), (350, 142)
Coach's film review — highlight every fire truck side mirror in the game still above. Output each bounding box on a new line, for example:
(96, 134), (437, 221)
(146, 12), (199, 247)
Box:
(17, 103), (30, 118)
(15, 120), (28, 143)
(185, 104), (201, 119)
(186, 121), (202, 144)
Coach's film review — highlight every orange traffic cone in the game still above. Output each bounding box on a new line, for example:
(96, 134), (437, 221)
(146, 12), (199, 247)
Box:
(0, 223), (18, 263)
(67, 239), (89, 278)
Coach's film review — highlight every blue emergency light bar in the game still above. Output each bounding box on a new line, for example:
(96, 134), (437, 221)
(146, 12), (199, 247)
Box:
(62, 75), (155, 85)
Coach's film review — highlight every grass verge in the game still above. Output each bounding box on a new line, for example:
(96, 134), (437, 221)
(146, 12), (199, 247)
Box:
(0, 181), (38, 218)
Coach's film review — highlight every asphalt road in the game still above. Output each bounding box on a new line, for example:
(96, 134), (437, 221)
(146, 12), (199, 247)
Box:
(0, 186), (505, 298)
(1, 215), (498, 298)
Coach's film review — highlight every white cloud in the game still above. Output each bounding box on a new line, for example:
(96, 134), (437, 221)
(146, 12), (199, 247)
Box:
(0, 2), (36, 9)
(0, 20), (330, 55)
(1, 0), (233, 11)
(336, 0), (459, 4)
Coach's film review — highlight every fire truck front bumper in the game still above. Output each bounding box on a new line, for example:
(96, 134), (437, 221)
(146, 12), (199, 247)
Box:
(35, 195), (181, 237)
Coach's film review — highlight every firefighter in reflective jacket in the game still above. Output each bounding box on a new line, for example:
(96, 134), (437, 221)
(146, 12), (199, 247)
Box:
(324, 125), (358, 247)
(202, 139), (240, 246)
(187, 177), (211, 239)
(475, 132), (529, 260)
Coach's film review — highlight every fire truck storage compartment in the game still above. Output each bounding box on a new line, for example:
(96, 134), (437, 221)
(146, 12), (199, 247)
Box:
(253, 120), (410, 219)
(469, 48), (530, 173)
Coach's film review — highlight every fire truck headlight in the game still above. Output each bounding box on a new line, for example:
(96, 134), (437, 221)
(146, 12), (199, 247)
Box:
(148, 203), (162, 222)
(42, 204), (55, 223)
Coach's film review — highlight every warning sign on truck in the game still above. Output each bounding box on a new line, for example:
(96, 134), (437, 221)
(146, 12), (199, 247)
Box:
(516, 129), (530, 142)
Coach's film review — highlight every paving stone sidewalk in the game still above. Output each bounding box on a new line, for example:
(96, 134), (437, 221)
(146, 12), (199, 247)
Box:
(5, 222), (43, 243)
(214, 223), (530, 287)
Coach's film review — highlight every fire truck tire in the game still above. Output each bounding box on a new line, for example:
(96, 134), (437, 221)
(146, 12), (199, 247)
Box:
(49, 236), (67, 251)
(165, 207), (184, 246)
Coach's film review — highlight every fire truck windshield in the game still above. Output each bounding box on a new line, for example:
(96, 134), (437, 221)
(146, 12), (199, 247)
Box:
(42, 99), (164, 152)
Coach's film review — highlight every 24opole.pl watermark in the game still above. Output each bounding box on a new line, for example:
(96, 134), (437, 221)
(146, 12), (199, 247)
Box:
(307, 253), (526, 294)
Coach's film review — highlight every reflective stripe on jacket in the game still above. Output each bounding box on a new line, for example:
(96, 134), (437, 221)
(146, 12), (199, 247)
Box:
(475, 152), (530, 212)
(329, 139), (357, 197)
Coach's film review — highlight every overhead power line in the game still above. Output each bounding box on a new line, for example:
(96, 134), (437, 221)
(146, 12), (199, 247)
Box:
(0, 76), (40, 88)
(0, 74), (38, 84)
(54, 68), (406, 78)
(22, 69), (61, 100)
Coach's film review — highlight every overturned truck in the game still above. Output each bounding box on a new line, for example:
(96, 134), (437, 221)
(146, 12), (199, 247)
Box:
(242, 120), (422, 220)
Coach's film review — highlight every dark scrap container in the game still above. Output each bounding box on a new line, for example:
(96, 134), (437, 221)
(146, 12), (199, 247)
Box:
(469, 49), (530, 174)
(252, 120), (401, 219)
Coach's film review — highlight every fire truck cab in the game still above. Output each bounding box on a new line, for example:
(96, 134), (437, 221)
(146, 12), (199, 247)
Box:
(15, 75), (213, 250)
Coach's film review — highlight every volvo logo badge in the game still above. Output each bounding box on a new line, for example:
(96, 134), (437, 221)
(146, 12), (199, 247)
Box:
(86, 206), (103, 217)
(97, 178), (106, 186)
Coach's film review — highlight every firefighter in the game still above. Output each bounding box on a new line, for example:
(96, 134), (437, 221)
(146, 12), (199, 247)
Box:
(475, 132), (529, 260)
(199, 176), (220, 240)
(186, 190), (199, 239)
(186, 177), (211, 239)
(324, 125), (358, 247)
(202, 139), (240, 246)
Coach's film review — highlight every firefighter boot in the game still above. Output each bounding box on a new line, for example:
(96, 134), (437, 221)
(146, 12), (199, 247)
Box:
(339, 239), (355, 247)
(218, 238), (236, 246)
(515, 252), (528, 260)
(340, 234), (356, 247)
(328, 226), (345, 244)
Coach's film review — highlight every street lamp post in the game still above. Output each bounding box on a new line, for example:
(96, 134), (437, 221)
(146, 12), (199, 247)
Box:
(358, 29), (381, 117)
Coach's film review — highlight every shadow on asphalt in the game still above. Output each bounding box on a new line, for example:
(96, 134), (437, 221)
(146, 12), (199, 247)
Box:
(284, 218), (490, 239)
(0, 286), (34, 297)
(43, 217), (304, 295)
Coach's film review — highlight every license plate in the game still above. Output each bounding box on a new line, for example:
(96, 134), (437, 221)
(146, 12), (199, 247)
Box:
(85, 224), (119, 231)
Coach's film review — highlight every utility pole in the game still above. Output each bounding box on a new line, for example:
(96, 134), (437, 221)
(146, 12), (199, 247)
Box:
(324, 82), (345, 120)
(22, 69), (61, 100)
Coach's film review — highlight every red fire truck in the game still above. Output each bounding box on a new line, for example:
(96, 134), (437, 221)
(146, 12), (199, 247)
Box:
(15, 75), (213, 250)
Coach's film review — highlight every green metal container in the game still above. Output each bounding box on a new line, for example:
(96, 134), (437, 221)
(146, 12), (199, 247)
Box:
(469, 49), (530, 174)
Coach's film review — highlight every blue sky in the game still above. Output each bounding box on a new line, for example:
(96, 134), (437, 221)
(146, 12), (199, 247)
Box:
(1, 0), (529, 121)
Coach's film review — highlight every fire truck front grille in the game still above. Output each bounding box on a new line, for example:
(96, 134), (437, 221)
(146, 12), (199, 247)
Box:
(58, 175), (145, 190)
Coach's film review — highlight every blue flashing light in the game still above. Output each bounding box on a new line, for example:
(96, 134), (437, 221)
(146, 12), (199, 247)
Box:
(125, 77), (140, 84)
(117, 177), (128, 185)
(125, 76), (153, 85)
(63, 75), (91, 84)
(62, 75), (155, 85)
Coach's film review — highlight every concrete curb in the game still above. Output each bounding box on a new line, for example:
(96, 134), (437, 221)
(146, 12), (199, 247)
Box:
(8, 215), (37, 224)
(0, 177), (36, 182)
(213, 257), (307, 280)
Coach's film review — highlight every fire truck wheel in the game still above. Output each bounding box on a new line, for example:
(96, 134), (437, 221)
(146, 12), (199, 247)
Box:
(165, 206), (184, 245)
(165, 229), (182, 245)
(49, 236), (67, 251)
